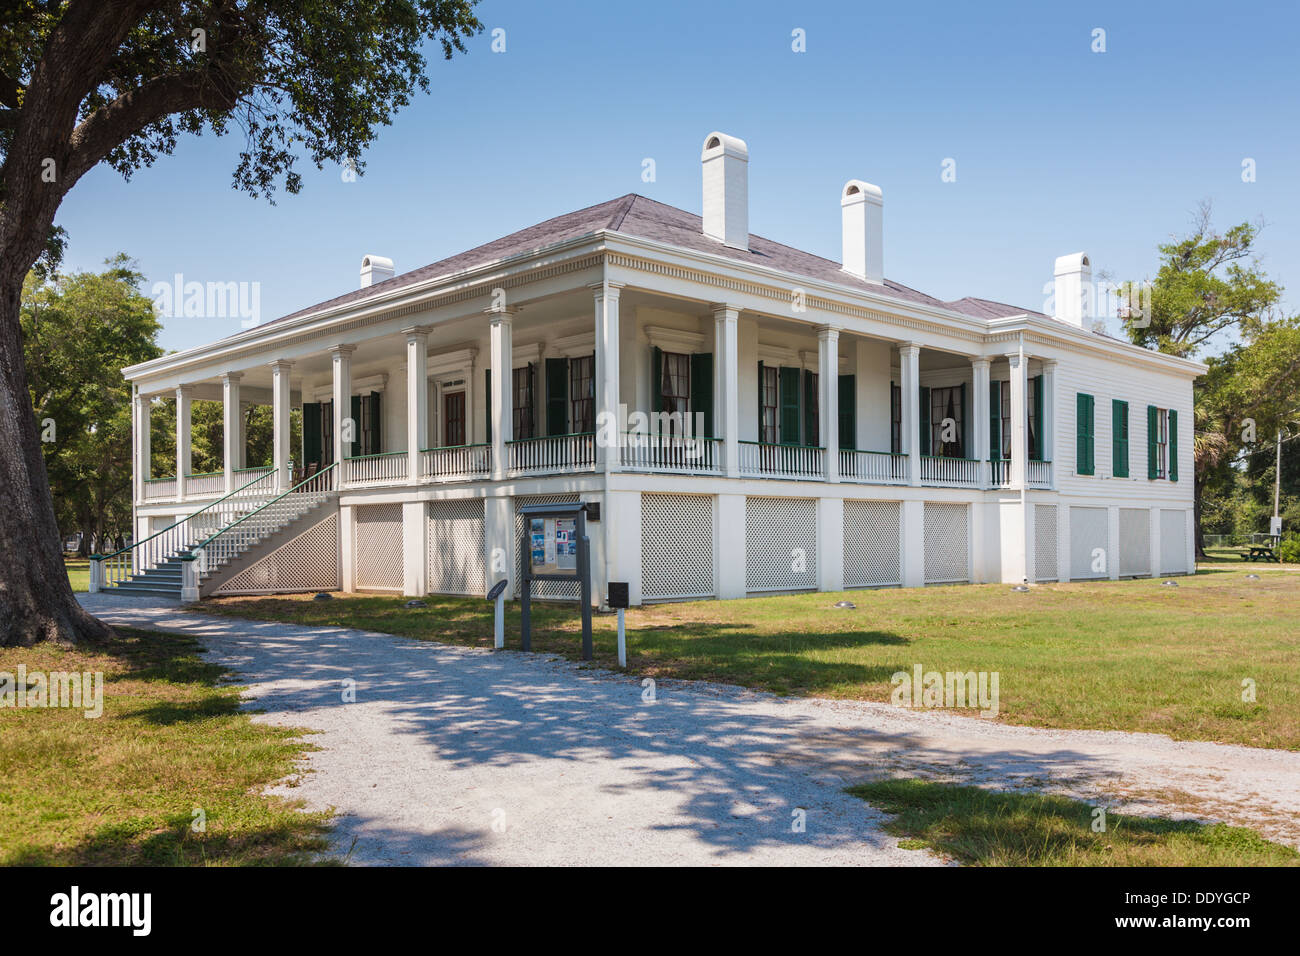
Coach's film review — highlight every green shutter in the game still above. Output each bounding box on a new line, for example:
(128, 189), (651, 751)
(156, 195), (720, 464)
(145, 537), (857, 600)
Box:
(802, 369), (817, 446)
(650, 346), (663, 420)
(959, 382), (968, 458)
(485, 369), (491, 443)
(349, 394), (362, 458)
(757, 361), (764, 439)
(545, 357), (568, 435)
(989, 381), (1001, 460)
(1169, 409), (1178, 482)
(302, 402), (321, 466)
(779, 366), (801, 445)
(1076, 393), (1094, 475)
(838, 374), (856, 450)
(919, 386), (931, 456)
(1112, 400), (1129, 478)
(1031, 375), (1044, 460)
(690, 352), (714, 439)
(1147, 404), (1158, 479)
(369, 392), (381, 454)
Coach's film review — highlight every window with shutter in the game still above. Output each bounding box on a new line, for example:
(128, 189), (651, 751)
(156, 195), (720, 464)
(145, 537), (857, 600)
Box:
(838, 375), (856, 450)
(758, 362), (778, 443)
(779, 366), (801, 444)
(803, 370), (819, 446)
(546, 357), (569, 436)
(1169, 409), (1178, 482)
(690, 352), (713, 439)
(1076, 393), (1094, 475)
(989, 380), (1001, 460)
(1112, 400), (1129, 477)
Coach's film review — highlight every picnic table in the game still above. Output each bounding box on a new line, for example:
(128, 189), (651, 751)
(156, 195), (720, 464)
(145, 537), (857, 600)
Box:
(1244, 545), (1280, 562)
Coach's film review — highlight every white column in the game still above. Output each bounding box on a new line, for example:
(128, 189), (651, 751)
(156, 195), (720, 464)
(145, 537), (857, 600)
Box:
(135, 390), (150, 503)
(713, 304), (740, 477)
(818, 325), (840, 482)
(488, 311), (514, 479)
(406, 327), (429, 482)
(329, 346), (354, 476)
(402, 501), (427, 596)
(1006, 351), (1028, 489)
(592, 282), (622, 473)
(271, 360), (293, 491)
(971, 357), (991, 488)
(222, 372), (242, 494)
(817, 497), (844, 590)
(714, 494), (747, 599)
(902, 498), (925, 587)
(1041, 359), (1057, 487)
(899, 343), (921, 486)
(175, 385), (193, 500)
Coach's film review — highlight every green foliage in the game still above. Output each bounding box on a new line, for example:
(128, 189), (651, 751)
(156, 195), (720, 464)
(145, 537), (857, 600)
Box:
(1277, 534), (1300, 564)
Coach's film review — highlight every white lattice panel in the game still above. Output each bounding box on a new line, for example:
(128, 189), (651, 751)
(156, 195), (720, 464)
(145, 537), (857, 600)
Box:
(843, 500), (901, 588)
(745, 497), (817, 592)
(1070, 506), (1109, 579)
(1160, 509), (1188, 574)
(924, 502), (969, 584)
(1034, 504), (1058, 582)
(215, 512), (340, 595)
(427, 498), (486, 596)
(514, 494), (581, 600)
(1119, 507), (1150, 577)
(642, 494), (714, 599)
(354, 503), (404, 591)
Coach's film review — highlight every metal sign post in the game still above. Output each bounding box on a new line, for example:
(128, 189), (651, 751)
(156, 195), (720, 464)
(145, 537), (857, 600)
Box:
(519, 502), (594, 660)
(486, 578), (508, 649)
(608, 581), (629, 667)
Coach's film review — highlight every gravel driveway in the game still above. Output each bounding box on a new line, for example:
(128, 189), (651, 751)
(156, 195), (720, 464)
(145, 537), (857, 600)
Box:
(81, 593), (1300, 865)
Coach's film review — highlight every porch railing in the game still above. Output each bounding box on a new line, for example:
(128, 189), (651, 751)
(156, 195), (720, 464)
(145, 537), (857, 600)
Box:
(839, 449), (908, 485)
(143, 477), (176, 500)
(990, 458), (1053, 489)
(421, 443), (491, 482)
(184, 471), (225, 497)
(508, 433), (596, 476)
(342, 450), (409, 486)
(738, 441), (825, 480)
(620, 432), (722, 474)
(233, 465), (276, 494)
(920, 455), (981, 487)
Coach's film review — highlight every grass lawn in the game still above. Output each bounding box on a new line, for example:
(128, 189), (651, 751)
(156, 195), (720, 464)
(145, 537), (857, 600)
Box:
(64, 557), (89, 593)
(0, 628), (331, 865)
(204, 565), (1300, 750)
(849, 777), (1300, 866)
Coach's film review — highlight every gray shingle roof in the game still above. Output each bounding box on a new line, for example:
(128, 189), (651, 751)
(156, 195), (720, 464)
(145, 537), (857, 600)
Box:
(258, 193), (1042, 331)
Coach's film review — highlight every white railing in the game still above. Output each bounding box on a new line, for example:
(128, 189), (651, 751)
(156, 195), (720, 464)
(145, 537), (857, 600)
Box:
(143, 477), (176, 500)
(989, 459), (1053, 489)
(1028, 459), (1053, 488)
(738, 442), (825, 480)
(839, 449), (908, 485)
(342, 451), (409, 486)
(508, 434), (596, 476)
(989, 459), (1010, 487)
(920, 455), (981, 487)
(421, 444), (491, 482)
(233, 466), (276, 495)
(620, 433), (721, 474)
(185, 472), (225, 498)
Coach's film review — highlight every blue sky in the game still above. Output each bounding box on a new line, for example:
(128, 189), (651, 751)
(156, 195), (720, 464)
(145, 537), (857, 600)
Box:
(56, 0), (1300, 353)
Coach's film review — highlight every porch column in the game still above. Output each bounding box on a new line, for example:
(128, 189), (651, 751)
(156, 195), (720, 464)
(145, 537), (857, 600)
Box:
(330, 346), (354, 478)
(271, 359), (293, 491)
(488, 310), (513, 480)
(175, 385), (193, 500)
(592, 282), (622, 473)
(406, 327), (429, 482)
(1041, 359), (1057, 487)
(818, 325), (840, 482)
(899, 343), (921, 486)
(712, 303), (740, 477)
(971, 357), (991, 488)
(222, 372), (243, 494)
(134, 390), (150, 503)
(1006, 351), (1028, 488)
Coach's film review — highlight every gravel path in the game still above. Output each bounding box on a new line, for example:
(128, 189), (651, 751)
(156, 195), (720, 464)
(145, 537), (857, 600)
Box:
(82, 593), (1300, 864)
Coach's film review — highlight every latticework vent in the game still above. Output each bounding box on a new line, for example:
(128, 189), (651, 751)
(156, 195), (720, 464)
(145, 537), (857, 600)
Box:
(427, 498), (486, 596)
(514, 493), (581, 600)
(642, 493), (714, 600)
(1119, 507), (1150, 577)
(923, 502), (969, 584)
(1034, 504), (1058, 582)
(354, 503), (404, 591)
(1069, 506), (1109, 579)
(1160, 509), (1188, 574)
(215, 512), (340, 595)
(843, 499), (901, 588)
(745, 496), (817, 592)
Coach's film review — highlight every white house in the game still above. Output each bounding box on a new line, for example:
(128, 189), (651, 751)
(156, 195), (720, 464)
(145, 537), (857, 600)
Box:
(97, 131), (1204, 605)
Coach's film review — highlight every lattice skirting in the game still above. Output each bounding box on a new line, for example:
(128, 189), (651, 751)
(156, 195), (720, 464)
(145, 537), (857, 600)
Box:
(354, 502), (405, 591)
(1034, 504), (1058, 582)
(214, 512), (340, 595)
(1069, 506), (1110, 579)
(843, 499), (901, 588)
(1160, 509), (1188, 574)
(923, 502), (969, 584)
(642, 493), (714, 600)
(514, 493), (581, 600)
(1119, 507), (1151, 577)
(427, 498), (486, 596)
(745, 497), (817, 592)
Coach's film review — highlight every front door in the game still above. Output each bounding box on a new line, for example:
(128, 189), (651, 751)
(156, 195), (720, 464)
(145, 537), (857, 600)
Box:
(444, 391), (466, 446)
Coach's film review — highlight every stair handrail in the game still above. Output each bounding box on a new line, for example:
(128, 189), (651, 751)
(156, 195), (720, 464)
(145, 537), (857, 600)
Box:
(90, 467), (281, 591)
(189, 463), (337, 575)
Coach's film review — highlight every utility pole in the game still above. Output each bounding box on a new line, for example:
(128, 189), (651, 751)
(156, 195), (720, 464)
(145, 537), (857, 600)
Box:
(1275, 429), (1283, 538)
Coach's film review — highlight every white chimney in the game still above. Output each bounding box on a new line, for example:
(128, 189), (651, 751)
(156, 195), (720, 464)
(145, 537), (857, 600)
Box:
(360, 254), (394, 289)
(701, 132), (749, 250)
(1053, 252), (1091, 326)
(841, 179), (884, 284)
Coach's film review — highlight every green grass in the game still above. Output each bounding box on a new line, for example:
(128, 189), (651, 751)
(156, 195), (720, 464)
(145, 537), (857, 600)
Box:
(0, 628), (332, 865)
(204, 565), (1300, 750)
(64, 558), (89, 593)
(848, 777), (1300, 866)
